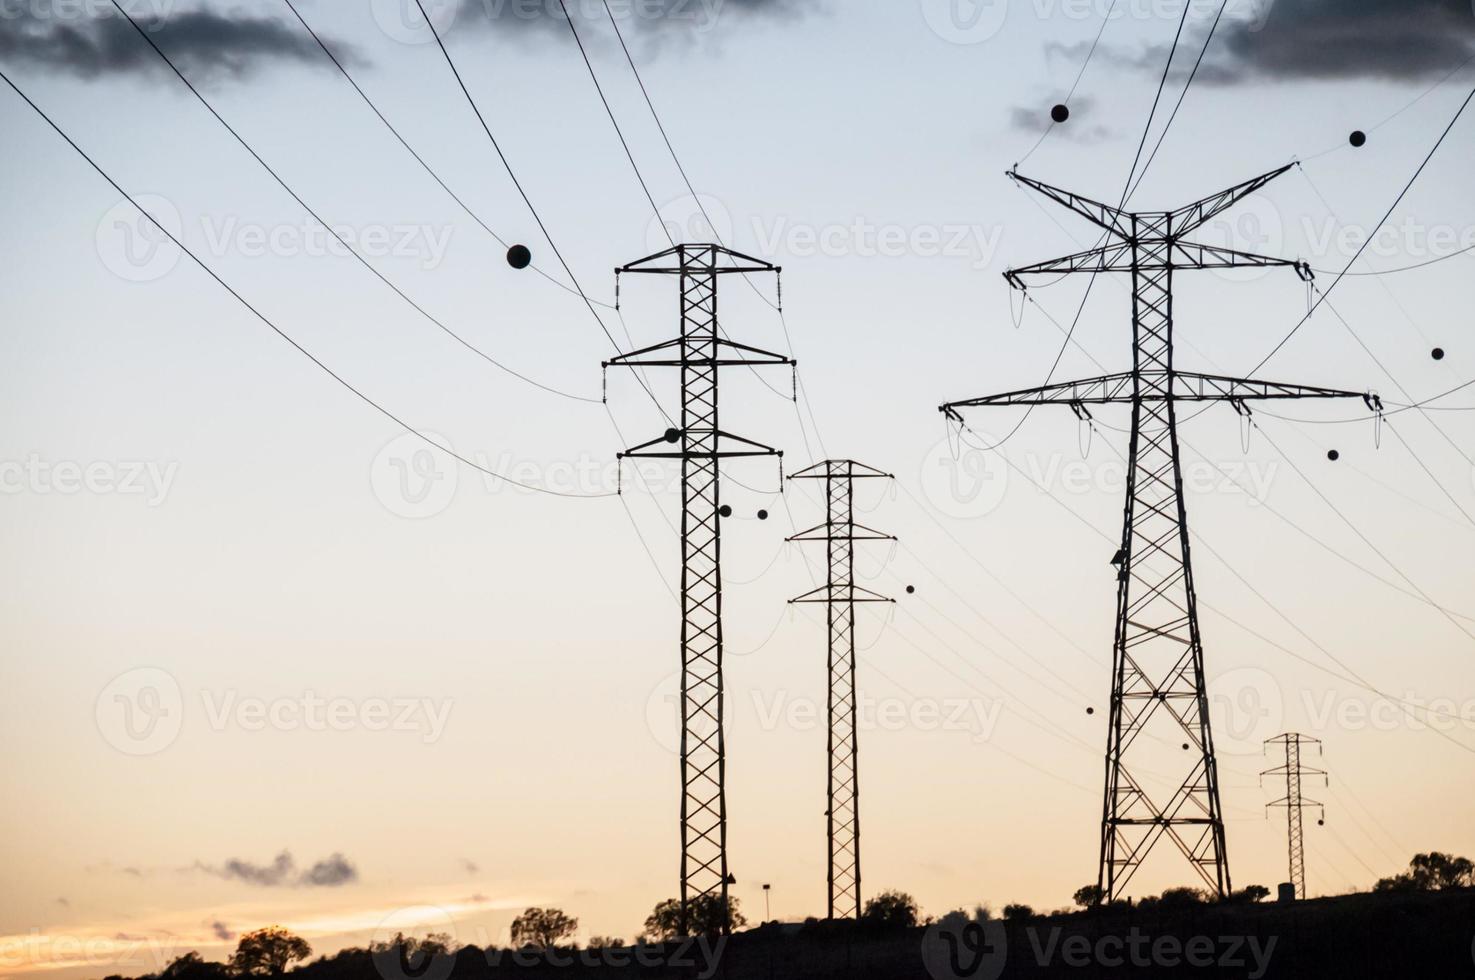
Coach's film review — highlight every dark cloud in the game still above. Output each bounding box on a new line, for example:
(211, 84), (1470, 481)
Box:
(1060, 0), (1475, 85)
(1209, 0), (1475, 81)
(448, 0), (812, 41)
(209, 920), (234, 942)
(0, 5), (363, 83)
(459, 858), (479, 875)
(56, 897), (70, 908)
(196, 850), (359, 888)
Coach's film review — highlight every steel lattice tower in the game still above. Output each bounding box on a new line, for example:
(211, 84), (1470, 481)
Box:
(605, 244), (791, 933)
(941, 165), (1377, 900)
(787, 460), (894, 919)
(1262, 733), (1326, 900)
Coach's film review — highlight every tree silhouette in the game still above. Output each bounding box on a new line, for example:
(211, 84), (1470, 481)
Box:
(1230, 885), (1271, 904)
(509, 908), (578, 949)
(860, 890), (918, 929)
(644, 895), (745, 939)
(1375, 852), (1474, 892)
(1071, 885), (1103, 908)
(230, 927), (311, 976)
(159, 952), (227, 980)
(1002, 903), (1034, 922)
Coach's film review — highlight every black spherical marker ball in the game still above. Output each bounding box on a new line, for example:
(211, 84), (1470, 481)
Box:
(757, 509), (769, 521)
(1432, 347), (1446, 361)
(1327, 449), (1341, 462)
(1086, 706), (1095, 715)
(718, 504), (733, 518)
(906, 585), (916, 595)
(506, 244), (532, 269)
(1182, 743), (1191, 751)
(663, 428), (681, 444)
(1051, 103), (1070, 123)
(1317, 818), (1325, 826)
(1349, 130), (1366, 147)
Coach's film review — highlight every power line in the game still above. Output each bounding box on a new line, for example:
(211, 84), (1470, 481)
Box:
(1253, 81), (1475, 372)
(1124, 0), (1230, 203)
(105, 0), (600, 405)
(0, 66), (611, 500)
(554, 0), (671, 245)
(1253, 418), (1475, 645)
(278, 0), (618, 310)
(407, 0), (672, 423)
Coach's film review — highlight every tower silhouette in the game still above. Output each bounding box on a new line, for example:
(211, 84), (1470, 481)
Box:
(942, 166), (1376, 899)
(1263, 732), (1327, 900)
(788, 459), (894, 918)
(605, 244), (791, 933)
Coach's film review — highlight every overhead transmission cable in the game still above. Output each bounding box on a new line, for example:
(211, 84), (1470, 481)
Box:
(407, 0), (672, 422)
(1253, 80), (1475, 373)
(105, 0), (599, 405)
(279, 0), (617, 310)
(0, 67), (611, 500)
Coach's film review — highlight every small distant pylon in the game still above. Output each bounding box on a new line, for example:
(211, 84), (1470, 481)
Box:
(1262, 733), (1327, 900)
(787, 459), (894, 920)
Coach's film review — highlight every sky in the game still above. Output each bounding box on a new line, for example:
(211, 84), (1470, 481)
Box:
(2, 0), (1474, 975)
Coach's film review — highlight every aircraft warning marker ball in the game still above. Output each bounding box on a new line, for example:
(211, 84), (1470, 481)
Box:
(1051, 103), (1070, 123)
(506, 244), (532, 269)
(757, 509), (769, 521)
(906, 585), (916, 594)
(1432, 347), (1446, 360)
(1327, 449), (1340, 462)
(1349, 130), (1366, 147)
(719, 504), (733, 518)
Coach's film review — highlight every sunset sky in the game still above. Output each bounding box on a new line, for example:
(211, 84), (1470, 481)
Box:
(2, 0), (1474, 976)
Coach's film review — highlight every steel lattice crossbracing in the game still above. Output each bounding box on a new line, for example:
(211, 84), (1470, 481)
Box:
(605, 244), (791, 933)
(789, 460), (893, 919)
(942, 168), (1375, 900)
(1263, 733), (1326, 900)
(1101, 211), (1227, 898)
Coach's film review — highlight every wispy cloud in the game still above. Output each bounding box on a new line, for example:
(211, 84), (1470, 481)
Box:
(194, 851), (359, 889)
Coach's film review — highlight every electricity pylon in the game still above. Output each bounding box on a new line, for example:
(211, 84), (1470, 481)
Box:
(787, 459), (895, 919)
(941, 165), (1378, 900)
(604, 244), (792, 934)
(1262, 733), (1327, 900)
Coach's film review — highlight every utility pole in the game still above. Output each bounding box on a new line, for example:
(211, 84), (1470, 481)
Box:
(941, 165), (1379, 900)
(787, 460), (894, 919)
(1262, 733), (1327, 900)
(604, 244), (792, 934)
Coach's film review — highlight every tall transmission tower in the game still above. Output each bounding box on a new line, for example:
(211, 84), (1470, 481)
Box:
(604, 244), (792, 934)
(787, 460), (895, 920)
(940, 165), (1378, 900)
(1262, 733), (1327, 901)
